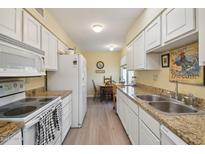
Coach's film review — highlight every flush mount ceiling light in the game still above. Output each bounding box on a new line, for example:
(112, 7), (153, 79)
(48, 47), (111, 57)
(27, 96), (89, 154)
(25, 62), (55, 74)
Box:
(91, 24), (104, 33)
(107, 44), (117, 51)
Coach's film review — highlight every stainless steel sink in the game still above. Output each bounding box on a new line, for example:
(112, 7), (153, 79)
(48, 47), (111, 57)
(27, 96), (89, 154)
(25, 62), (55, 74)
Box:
(135, 94), (200, 114)
(148, 101), (198, 114)
(136, 94), (168, 102)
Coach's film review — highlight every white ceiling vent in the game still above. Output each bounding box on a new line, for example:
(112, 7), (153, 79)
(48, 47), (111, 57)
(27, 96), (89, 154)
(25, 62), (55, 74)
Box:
(35, 8), (45, 17)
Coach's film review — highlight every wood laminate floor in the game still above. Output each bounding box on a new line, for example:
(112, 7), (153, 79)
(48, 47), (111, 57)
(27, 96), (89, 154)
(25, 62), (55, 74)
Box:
(63, 98), (131, 145)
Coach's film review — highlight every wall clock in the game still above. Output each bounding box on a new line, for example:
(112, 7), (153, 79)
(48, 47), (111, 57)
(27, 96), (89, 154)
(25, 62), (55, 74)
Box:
(96, 61), (104, 69)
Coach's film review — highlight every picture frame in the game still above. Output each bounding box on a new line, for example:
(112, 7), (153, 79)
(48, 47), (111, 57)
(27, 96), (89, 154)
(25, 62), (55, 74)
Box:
(161, 53), (170, 68)
(169, 42), (204, 85)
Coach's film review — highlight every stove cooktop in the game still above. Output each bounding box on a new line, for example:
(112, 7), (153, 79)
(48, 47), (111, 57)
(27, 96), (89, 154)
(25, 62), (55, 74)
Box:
(0, 96), (58, 118)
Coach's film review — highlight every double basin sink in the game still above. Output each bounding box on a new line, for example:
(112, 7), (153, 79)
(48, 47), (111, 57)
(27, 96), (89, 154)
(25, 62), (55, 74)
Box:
(134, 94), (199, 114)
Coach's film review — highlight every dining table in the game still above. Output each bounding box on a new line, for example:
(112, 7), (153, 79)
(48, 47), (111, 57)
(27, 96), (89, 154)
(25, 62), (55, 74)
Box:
(99, 84), (113, 102)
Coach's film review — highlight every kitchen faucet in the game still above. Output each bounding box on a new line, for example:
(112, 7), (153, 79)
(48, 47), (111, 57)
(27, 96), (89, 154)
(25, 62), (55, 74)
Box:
(175, 81), (178, 100)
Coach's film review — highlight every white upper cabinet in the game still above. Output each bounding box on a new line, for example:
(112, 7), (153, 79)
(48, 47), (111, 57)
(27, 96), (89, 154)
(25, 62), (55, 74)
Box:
(134, 32), (145, 69)
(145, 16), (161, 52)
(162, 8), (195, 43)
(127, 31), (160, 70)
(126, 43), (134, 70)
(0, 8), (22, 41)
(41, 27), (58, 71)
(199, 8), (205, 66)
(23, 11), (41, 49)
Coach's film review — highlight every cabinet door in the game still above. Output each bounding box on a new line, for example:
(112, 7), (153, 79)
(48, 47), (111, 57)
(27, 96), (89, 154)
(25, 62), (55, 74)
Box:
(41, 27), (58, 71)
(23, 11), (41, 49)
(139, 120), (160, 145)
(134, 32), (145, 69)
(126, 44), (133, 70)
(41, 27), (50, 69)
(128, 109), (139, 145)
(145, 16), (161, 51)
(0, 8), (22, 41)
(49, 34), (58, 70)
(199, 9), (205, 66)
(162, 8), (195, 43)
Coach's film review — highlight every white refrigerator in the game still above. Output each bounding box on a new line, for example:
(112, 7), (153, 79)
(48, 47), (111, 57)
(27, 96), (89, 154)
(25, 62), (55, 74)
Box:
(47, 54), (87, 128)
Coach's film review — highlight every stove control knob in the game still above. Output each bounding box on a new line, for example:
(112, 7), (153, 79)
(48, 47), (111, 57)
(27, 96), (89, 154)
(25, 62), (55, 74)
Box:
(13, 83), (17, 88)
(20, 84), (23, 88)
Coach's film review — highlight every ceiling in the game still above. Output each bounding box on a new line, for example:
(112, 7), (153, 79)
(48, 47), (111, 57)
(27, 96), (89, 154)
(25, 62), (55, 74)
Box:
(48, 8), (144, 52)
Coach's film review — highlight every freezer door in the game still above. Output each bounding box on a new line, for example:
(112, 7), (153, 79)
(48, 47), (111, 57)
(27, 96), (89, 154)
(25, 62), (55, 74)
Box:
(78, 55), (87, 126)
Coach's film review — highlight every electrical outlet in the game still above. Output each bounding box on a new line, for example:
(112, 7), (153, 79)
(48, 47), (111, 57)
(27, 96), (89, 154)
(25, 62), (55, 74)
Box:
(153, 74), (158, 81)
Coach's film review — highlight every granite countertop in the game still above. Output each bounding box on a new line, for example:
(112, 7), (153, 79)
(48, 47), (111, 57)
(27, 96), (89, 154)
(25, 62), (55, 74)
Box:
(117, 85), (205, 145)
(26, 90), (72, 99)
(0, 121), (24, 144)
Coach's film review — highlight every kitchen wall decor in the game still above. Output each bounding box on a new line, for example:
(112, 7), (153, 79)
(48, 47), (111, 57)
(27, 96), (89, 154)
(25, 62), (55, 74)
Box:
(169, 42), (204, 85)
(161, 53), (170, 68)
(96, 61), (104, 69)
(95, 70), (105, 73)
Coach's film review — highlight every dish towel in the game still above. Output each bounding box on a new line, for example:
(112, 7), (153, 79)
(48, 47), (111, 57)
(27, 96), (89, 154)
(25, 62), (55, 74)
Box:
(35, 109), (55, 145)
(52, 103), (62, 131)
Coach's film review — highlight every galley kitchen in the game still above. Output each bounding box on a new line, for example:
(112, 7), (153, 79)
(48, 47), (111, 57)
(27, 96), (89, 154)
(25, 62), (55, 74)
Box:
(1, 8), (205, 145)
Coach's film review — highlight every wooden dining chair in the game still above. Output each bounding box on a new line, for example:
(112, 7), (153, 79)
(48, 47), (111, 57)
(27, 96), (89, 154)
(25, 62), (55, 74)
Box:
(92, 80), (98, 101)
(112, 84), (117, 110)
(104, 76), (112, 85)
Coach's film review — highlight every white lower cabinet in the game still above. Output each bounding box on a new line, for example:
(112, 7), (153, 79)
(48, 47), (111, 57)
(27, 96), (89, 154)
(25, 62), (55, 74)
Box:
(127, 108), (139, 144)
(116, 90), (139, 144)
(3, 131), (22, 145)
(117, 89), (187, 145)
(139, 120), (160, 145)
(61, 95), (72, 143)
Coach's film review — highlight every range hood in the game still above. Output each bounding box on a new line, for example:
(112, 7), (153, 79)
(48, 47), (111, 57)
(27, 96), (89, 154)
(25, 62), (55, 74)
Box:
(0, 38), (45, 77)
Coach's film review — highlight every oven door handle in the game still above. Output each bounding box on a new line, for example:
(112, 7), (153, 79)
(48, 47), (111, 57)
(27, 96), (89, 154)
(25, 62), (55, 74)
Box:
(24, 118), (39, 129)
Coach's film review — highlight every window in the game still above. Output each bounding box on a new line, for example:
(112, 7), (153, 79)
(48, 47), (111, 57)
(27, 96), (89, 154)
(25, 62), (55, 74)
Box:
(127, 70), (135, 84)
(120, 66), (135, 85)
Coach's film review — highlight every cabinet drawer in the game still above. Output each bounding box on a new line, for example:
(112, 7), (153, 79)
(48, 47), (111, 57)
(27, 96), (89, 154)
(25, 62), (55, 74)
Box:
(3, 131), (22, 145)
(139, 120), (160, 145)
(126, 96), (138, 115)
(139, 107), (160, 138)
(161, 125), (187, 145)
(117, 90), (138, 115)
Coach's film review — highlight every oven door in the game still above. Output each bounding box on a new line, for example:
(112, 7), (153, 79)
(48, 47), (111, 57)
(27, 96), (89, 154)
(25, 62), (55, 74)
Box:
(23, 116), (62, 145)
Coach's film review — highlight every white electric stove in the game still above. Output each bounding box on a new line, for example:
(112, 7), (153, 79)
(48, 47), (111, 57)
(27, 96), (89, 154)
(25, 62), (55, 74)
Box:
(0, 80), (62, 145)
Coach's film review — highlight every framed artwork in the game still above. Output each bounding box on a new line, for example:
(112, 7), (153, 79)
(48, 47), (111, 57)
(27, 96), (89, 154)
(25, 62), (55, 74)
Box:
(96, 61), (104, 69)
(169, 42), (204, 85)
(161, 53), (170, 68)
